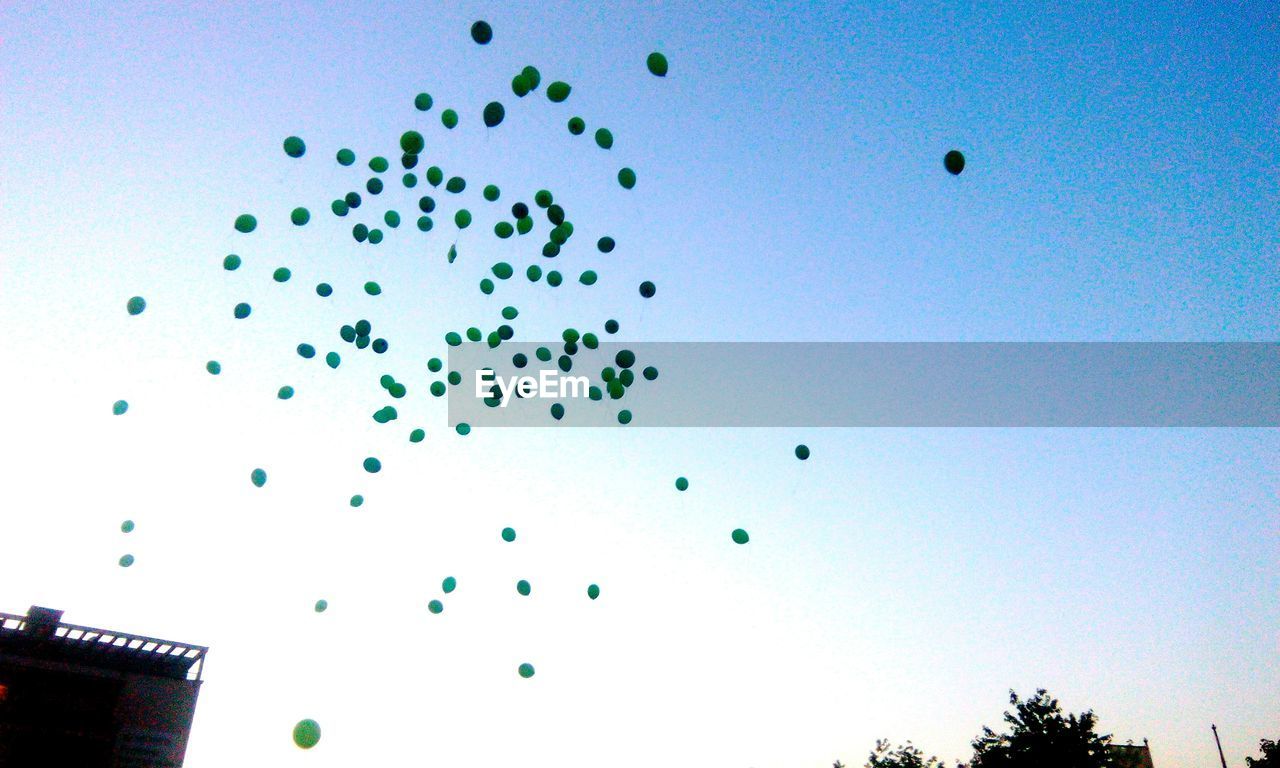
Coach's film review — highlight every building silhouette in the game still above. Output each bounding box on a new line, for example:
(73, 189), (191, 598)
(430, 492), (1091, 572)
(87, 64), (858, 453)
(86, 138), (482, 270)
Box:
(0, 606), (206, 767)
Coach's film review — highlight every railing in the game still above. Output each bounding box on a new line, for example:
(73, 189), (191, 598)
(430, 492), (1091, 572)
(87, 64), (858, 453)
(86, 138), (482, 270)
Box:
(0, 611), (207, 681)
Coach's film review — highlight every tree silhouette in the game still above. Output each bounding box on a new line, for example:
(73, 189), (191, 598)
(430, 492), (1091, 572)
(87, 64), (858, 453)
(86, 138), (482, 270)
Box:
(864, 739), (953, 768)
(1246, 739), (1280, 768)
(967, 689), (1116, 768)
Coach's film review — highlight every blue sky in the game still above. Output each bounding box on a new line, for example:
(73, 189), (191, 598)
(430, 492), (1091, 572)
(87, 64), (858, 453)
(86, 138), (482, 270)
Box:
(0, 1), (1277, 766)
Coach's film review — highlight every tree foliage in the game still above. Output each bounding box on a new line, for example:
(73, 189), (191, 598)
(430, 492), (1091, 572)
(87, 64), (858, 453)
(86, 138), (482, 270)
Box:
(968, 689), (1115, 768)
(864, 739), (952, 768)
(1246, 739), (1280, 768)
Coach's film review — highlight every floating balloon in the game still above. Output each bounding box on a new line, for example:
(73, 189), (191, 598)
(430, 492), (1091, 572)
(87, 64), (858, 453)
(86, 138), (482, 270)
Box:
(501, 527), (516, 542)
(594, 128), (613, 149)
(331, 199), (349, 216)
(568, 116), (585, 135)
(731, 528), (750, 544)
(251, 468), (267, 487)
(442, 109), (458, 129)
(366, 178), (384, 195)
(646, 51), (670, 76)
(350, 494), (364, 507)
(546, 270), (563, 287)
(345, 192), (362, 208)
(492, 262), (514, 279)
(290, 207), (310, 226)
(587, 584), (600, 600)
(428, 599), (444, 614)
(442, 576), (456, 593)
(483, 101), (505, 127)
(794, 444), (810, 460)
(273, 267), (291, 282)
(206, 360), (221, 375)
(316, 282), (332, 297)
(121, 520), (135, 533)
(414, 92), (433, 111)
(579, 270), (597, 285)
(618, 167), (636, 189)
(292, 719), (321, 749)
(369, 156), (389, 173)
(605, 319), (619, 334)
(455, 423), (471, 435)
(526, 264), (542, 281)
(368, 229), (384, 244)
(470, 20), (492, 44)
(336, 148), (356, 165)
(400, 130), (424, 155)
(494, 221), (514, 239)
(402, 172), (417, 188)
(512, 73), (531, 97)
(119, 554), (134, 568)
(325, 352), (340, 369)
(516, 579), (531, 596)
(223, 254), (241, 270)
(234, 214), (257, 233)
(314, 599), (328, 613)
(364, 281), (382, 296)
(546, 81), (571, 102)
(518, 663), (535, 679)
(483, 184), (500, 201)
(373, 338), (389, 354)
(283, 136), (305, 158)
(944, 150), (965, 175)
(639, 280), (656, 298)
(618, 410), (632, 425)
(126, 296), (146, 315)
(521, 65), (541, 90)
(643, 366), (658, 381)
(675, 476), (689, 491)
(455, 209), (472, 229)
(363, 457), (382, 473)
(277, 386), (294, 400)
(417, 216), (434, 231)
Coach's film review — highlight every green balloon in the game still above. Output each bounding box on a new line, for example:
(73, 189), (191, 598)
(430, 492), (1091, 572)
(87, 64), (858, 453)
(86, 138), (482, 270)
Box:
(369, 156), (389, 173)
(467, 326), (482, 342)
(121, 519), (135, 533)
(594, 128), (613, 149)
(550, 402), (565, 420)
(234, 214), (257, 233)
(446, 176), (466, 193)
(325, 351), (340, 369)
(206, 360), (221, 375)
(587, 583), (600, 600)
(350, 494), (364, 507)
(297, 344), (315, 359)
(516, 579), (531, 596)
(535, 346), (552, 362)
(492, 262), (513, 280)
(363, 457), (381, 473)
(675, 476), (689, 491)
(290, 207), (309, 226)
(516, 216), (533, 235)
(605, 319), (619, 334)
(126, 296), (146, 315)
(430, 381), (446, 397)
(795, 444), (810, 460)
(582, 332), (598, 349)
(427, 166), (443, 186)
(526, 264), (542, 281)
(501, 526), (516, 542)
(283, 136), (306, 158)
(373, 406), (398, 424)
(597, 236), (615, 253)
(639, 280), (656, 298)
(273, 267), (291, 282)
(442, 576), (456, 593)
(400, 130), (424, 154)
(494, 221), (514, 239)
(345, 191), (362, 208)
(618, 167), (637, 189)
(455, 209), (472, 229)
(521, 65), (541, 90)
(331, 199), (349, 216)
(483, 101), (505, 127)
(366, 177), (384, 195)
(403, 172), (417, 188)
(618, 410), (632, 425)
(414, 92), (433, 111)
(234, 302), (251, 319)
(445, 332), (462, 346)
(384, 210), (400, 228)
(277, 385), (294, 400)
(470, 19), (492, 44)
(367, 228), (384, 244)
(442, 109), (458, 129)
(518, 662), (535, 679)
(534, 189), (552, 208)
(251, 468), (267, 487)
(643, 365), (659, 381)
(731, 528), (750, 544)
(417, 215), (433, 232)
(944, 150), (966, 175)
(646, 51), (669, 77)
(223, 254), (241, 270)
(316, 282), (332, 297)
(336, 147), (356, 165)
(483, 184), (500, 201)
(118, 554), (135, 568)
(409, 428), (425, 443)
(579, 270), (597, 286)
(512, 73), (531, 97)
(546, 81), (571, 102)
(353, 224), (369, 243)
(447, 244), (458, 263)
(292, 719), (321, 749)
(364, 281), (382, 296)
(455, 422), (470, 435)
(428, 357), (443, 372)
(568, 116), (585, 135)
(546, 270), (562, 287)
(480, 278), (494, 295)
(314, 599), (328, 613)
(428, 599), (444, 614)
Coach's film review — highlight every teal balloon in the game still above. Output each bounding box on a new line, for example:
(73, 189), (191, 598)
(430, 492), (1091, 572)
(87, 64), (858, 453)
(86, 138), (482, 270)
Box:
(251, 468), (267, 487)
(126, 296), (146, 315)
(112, 400), (128, 415)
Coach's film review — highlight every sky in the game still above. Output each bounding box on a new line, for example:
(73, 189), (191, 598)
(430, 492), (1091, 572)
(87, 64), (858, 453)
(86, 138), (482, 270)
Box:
(0, 1), (1277, 766)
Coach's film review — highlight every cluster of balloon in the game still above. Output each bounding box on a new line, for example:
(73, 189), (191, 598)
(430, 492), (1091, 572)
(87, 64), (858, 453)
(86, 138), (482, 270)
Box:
(109, 16), (834, 748)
